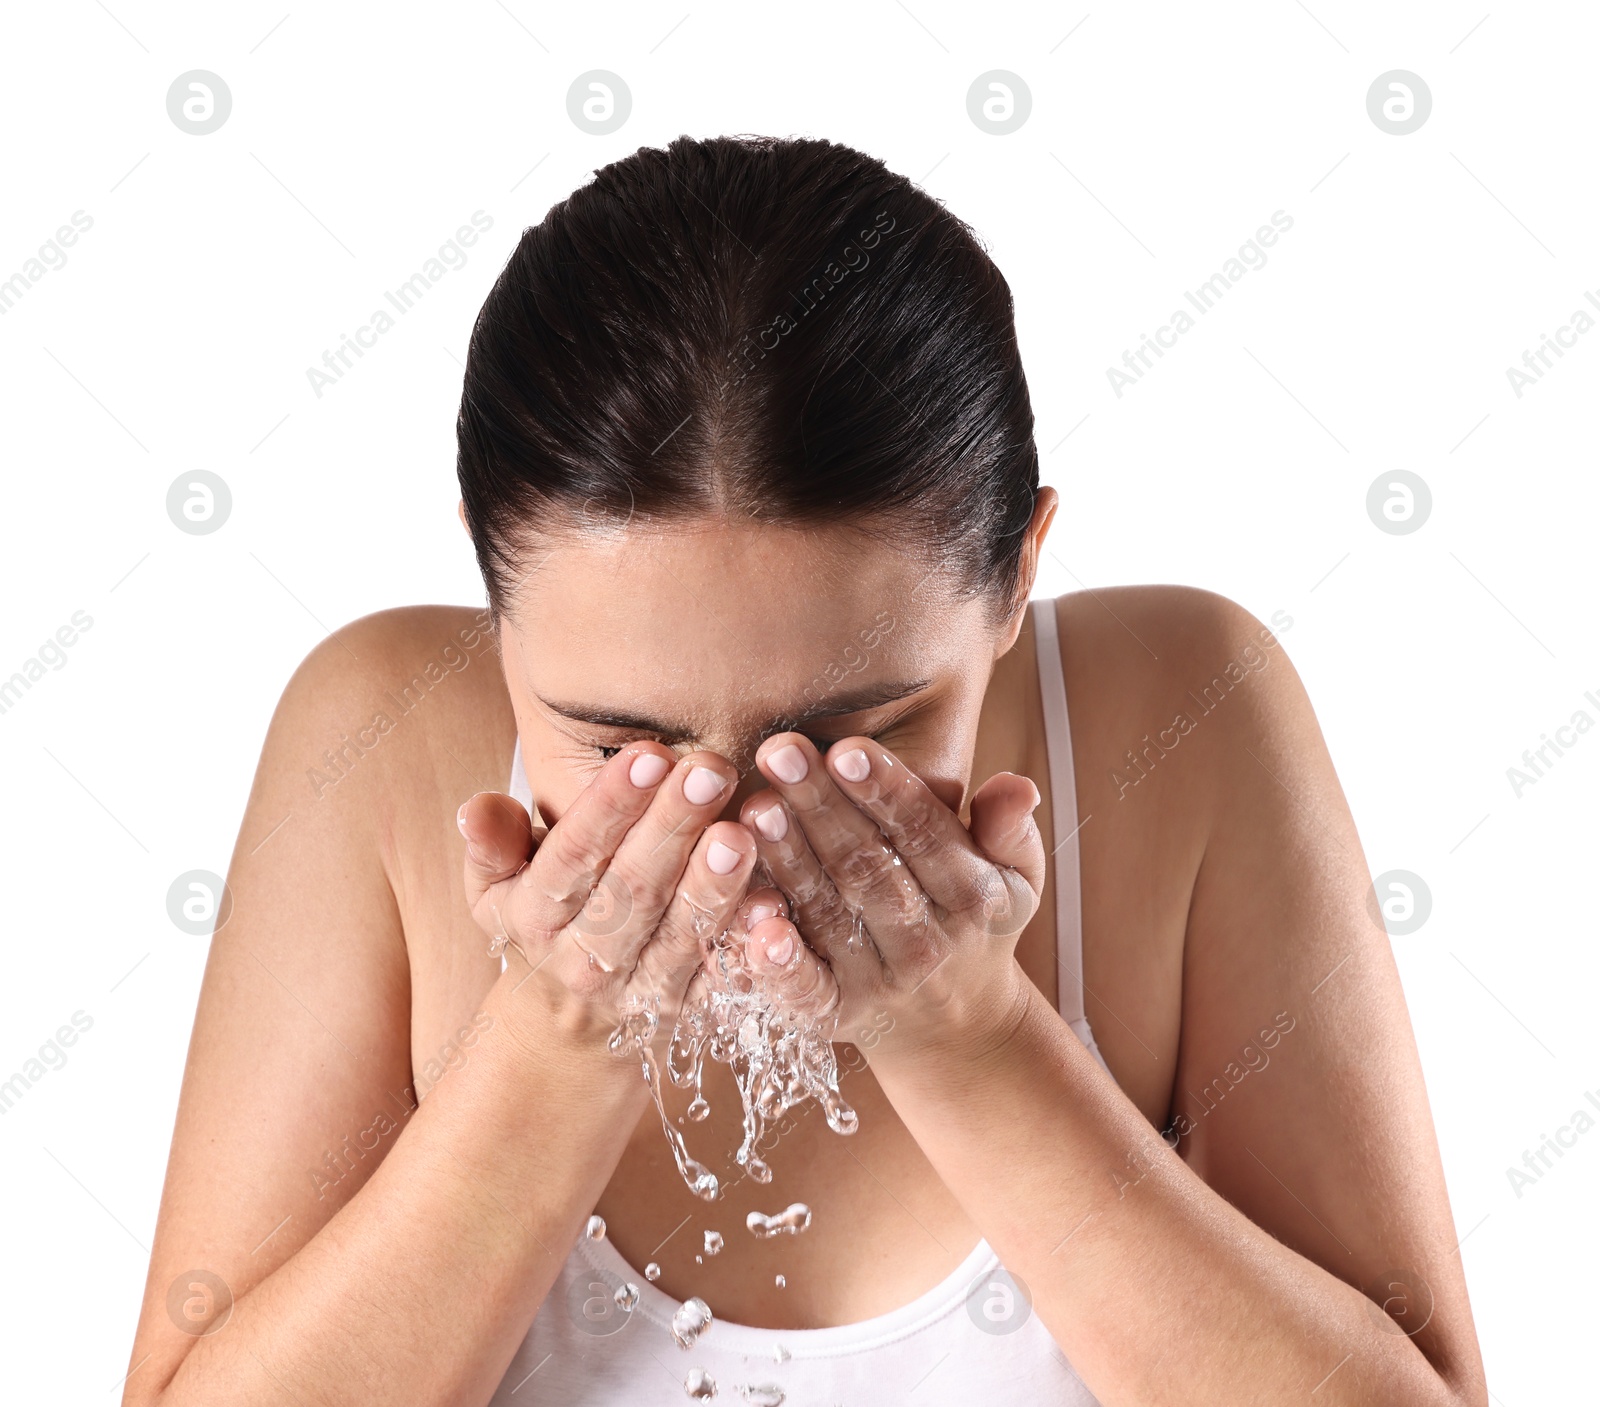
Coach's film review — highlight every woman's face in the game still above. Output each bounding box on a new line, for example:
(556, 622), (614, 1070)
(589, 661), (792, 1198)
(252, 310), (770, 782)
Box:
(494, 511), (1046, 827)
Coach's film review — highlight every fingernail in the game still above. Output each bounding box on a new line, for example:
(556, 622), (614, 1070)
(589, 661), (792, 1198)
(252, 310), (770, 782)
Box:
(764, 932), (795, 966)
(767, 744), (807, 784)
(753, 805), (788, 842)
(630, 752), (671, 789)
(833, 748), (870, 783)
(684, 766), (729, 805)
(456, 802), (470, 837)
(744, 902), (779, 930)
(706, 840), (741, 875)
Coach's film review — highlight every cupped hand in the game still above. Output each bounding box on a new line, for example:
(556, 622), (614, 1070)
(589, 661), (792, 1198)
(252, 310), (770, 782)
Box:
(730, 733), (1046, 1067)
(456, 743), (759, 1049)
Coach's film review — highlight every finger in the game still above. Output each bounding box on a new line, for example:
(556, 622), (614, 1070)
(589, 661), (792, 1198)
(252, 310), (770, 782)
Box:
(734, 886), (789, 935)
(818, 738), (1002, 915)
(754, 733), (930, 940)
(959, 773), (1047, 940)
(742, 916), (839, 1022)
(739, 785), (878, 971)
(632, 820), (758, 999)
(501, 741), (679, 943)
(581, 751), (742, 970)
(458, 791), (536, 911)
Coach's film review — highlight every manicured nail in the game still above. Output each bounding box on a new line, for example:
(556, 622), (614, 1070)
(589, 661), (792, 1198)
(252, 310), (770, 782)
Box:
(744, 901), (779, 930)
(456, 802), (470, 837)
(706, 840), (741, 875)
(753, 805), (788, 842)
(684, 766), (729, 805)
(764, 932), (795, 966)
(767, 745), (808, 784)
(630, 752), (670, 789)
(833, 748), (870, 782)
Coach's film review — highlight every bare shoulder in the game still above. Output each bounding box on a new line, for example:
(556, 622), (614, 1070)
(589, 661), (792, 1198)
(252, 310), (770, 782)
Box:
(1034, 585), (1316, 1124)
(263, 603), (514, 842)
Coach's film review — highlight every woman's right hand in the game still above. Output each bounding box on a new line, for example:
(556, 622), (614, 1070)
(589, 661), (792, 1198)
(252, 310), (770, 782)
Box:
(456, 742), (758, 1052)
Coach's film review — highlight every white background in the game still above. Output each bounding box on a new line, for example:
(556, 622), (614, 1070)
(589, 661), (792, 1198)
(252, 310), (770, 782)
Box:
(1, 1), (1594, 1400)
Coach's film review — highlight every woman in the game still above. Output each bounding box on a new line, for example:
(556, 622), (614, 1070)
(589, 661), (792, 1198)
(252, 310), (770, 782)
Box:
(124, 136), (1487, 1405)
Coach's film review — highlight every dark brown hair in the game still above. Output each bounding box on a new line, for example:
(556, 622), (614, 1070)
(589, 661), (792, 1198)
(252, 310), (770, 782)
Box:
(456, 134), (1039, 619)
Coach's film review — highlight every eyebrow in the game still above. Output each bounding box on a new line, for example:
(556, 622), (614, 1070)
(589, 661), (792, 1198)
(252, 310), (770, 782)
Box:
(534, 677), (934, 743)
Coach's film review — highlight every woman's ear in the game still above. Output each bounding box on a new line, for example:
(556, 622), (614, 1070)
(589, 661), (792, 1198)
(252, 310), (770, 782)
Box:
(457, 499), (471, 536)
(995, 486), (1059, 657)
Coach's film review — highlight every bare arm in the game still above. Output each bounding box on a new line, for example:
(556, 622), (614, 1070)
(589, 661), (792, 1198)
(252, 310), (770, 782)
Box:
(122, 622), (755, 1407)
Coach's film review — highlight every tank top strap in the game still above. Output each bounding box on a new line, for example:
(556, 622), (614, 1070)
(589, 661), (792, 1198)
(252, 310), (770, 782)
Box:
(1030, 597), (1088, 1028)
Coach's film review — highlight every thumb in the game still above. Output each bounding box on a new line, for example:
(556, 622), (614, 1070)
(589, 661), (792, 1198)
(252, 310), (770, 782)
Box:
(457, 791), (537, 911)
(967, 772), (1046, 894)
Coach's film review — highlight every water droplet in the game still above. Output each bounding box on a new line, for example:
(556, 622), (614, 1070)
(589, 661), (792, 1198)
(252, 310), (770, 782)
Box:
(747, 1157), (772, 1185)
(823, 1090), (858, 1136)
(671, 1296), (714, 1350)
(747, 1203), (812, 1239)
(685, 1366), (718, 1399)
(646, 1262), (662, 1281)
(695, 1254), (702, 1264)
(775, 1274), (786, 1289)
(772, 1344), (790, 1363)
(738, 1386), (785, 1406)
(703, 1230), (723, 1256)
(687, 1096), (710, 1122)
(614, 1282), (640, 1311)
(585, 1214), (606, 1241)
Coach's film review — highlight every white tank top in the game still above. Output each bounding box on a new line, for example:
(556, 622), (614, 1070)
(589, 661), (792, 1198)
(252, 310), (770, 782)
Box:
(490, 598), (1107, 1404)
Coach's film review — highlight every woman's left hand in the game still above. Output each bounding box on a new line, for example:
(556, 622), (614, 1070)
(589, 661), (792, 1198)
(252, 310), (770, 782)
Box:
(731, 732), (1046, 1070)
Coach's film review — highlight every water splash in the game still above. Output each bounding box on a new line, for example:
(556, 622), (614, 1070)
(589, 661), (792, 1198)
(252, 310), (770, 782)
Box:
(610, 994), (720, 1201)
(746, 1203), (812, 1239)
(607, 874), (858, 1198)
(738, 1387), (785, 1406)
(685, 1367), (718, 1400)
(585, 1214), (606, 1241)
(613, 1282), (640, 1312)
(646, 1262), (662, 1282)
(671, 1297), (714, 1350)
(703, 1230), (724, 1256)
